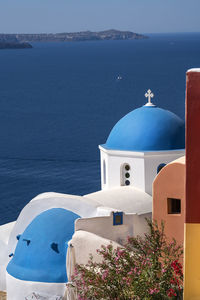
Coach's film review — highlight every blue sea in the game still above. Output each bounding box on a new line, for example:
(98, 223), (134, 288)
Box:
(0, 33), (200, 225)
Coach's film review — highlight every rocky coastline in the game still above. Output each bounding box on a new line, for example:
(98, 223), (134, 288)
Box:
(0, 29), (147, 44)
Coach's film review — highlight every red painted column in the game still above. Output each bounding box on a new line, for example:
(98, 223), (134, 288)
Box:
(186, 69), (200, 222)
(184, 69), (200, 299)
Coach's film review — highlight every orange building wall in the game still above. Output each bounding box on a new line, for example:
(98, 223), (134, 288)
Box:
(153, 157), (185, 246)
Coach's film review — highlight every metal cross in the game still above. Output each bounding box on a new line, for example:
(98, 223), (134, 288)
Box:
(145, 89), (154, 105)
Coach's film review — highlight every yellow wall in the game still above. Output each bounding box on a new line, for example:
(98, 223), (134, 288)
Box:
(184, 223), (200, 299)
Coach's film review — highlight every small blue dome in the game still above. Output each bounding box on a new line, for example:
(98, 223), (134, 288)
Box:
(7, 208), (80, 283)
(105, 106), (185, 151)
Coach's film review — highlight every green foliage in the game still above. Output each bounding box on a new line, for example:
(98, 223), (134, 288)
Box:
(72, 219), (183, 300)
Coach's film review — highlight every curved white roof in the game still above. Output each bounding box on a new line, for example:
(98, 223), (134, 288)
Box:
(6, 187), (152, 260)
(84, 186), (152, 215)
(7, 192), (100, 256)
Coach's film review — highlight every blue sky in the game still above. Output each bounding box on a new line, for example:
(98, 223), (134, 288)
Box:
(0, 0), (200, 34)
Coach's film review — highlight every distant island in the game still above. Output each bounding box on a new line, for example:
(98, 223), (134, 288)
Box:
(0, 30), (148, 44)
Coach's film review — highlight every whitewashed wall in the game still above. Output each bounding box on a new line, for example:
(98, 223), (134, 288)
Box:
(100, 146), (145, 191)
(100, 145), (185, 195)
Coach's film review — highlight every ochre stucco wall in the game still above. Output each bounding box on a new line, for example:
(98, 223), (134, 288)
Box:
(153, 157), (185, 246)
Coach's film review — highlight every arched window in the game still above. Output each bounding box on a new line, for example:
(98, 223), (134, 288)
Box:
(157, 163), (166, 174)
(121, 163), (131, 186)
(103, 160), (106, 185)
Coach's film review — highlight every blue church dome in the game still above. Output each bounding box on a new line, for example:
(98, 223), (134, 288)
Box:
(7, 208), (80, 283)
(104, 105), (185, 152)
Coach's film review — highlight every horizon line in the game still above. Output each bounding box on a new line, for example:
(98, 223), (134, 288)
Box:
(0, 30), (199, 35)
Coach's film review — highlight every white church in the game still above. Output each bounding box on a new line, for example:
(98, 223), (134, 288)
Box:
(0, 90), (185, 299)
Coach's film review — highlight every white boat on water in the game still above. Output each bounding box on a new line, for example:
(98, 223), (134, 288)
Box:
(117, 75), (122, 80)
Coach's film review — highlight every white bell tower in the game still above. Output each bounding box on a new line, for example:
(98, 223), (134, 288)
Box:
(99, 90), (185, 195)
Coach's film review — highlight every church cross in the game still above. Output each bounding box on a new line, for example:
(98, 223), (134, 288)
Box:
(144, 89), (155, 106)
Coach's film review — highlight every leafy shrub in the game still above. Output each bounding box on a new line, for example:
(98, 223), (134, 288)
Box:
(72, 219), (183, 300)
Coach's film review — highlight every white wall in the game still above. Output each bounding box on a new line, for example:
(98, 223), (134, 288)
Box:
(70, 230), (121, 265)
(6, 273), (65, 300)
(76, 213), (134, 245)
(75, 212), (151, 246)
(71, 212), (151, 267)
(100, 146), (145, 191)
(0, 222), (16, 291)
(100, 146), (185, 196)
